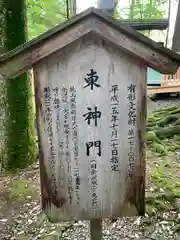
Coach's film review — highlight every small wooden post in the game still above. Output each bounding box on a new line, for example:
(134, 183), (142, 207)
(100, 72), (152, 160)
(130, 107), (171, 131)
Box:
(90, 219), (102, 240)
(89, 3), (114, 238)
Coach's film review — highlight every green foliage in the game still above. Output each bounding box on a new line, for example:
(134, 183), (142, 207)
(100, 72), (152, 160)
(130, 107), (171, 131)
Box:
(0, 0), (5, 52)
(113, 0), (121, 19)
(151, 142), (168, 155)
(147, 162), (180, 213)
(116, 0), (167, 36)
(27, 0), (68, 39)
(0, 179), (37, 202)
(8, 179), (37, 201)
(119, 0), (166, 19)
(146, 106), (180, 216)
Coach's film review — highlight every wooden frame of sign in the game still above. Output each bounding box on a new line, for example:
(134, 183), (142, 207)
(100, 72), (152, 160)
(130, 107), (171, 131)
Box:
(1, 7), (180, 239)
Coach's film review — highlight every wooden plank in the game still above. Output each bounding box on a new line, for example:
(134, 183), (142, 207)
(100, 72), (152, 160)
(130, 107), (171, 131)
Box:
(147, 67), (180, 94)
(34, 37), (146, 222)
(161, 79), (180, 86)
(147, 85), (180, 94)
(119, 19), (169, 31)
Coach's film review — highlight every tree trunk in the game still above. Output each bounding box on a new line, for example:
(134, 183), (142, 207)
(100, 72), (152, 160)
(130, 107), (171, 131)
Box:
(0, 1), (8, 170)
(129, 0), (135, 18)
(3, 0), (36, 170)
(0, 0), (5, 52)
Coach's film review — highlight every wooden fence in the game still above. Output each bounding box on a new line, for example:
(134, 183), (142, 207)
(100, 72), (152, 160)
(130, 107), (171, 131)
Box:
(147, 67), (180, 94)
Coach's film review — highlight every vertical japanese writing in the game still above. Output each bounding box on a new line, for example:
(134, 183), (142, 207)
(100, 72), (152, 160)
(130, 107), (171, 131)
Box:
(70, 85), (80, 205)
(52, 87), (64, 187)
(90, 160), (98, 208)
(44, 87), (56, 196)
(83, 107), (101, 127)
(127, 84), (136, 179)
(83, 69), (101, 208)
(86, 141), (101, 157)
(110, 85), (119, 171)
(52, 87), (60, 120)
(83, 69), (101, 90)
(61, 87), (73, 204)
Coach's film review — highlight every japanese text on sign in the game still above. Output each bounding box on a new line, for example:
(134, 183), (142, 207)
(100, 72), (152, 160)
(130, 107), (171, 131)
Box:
(83, 69), (101, 208)
(110, 85), (119, 171)
(70, 85), (80, 205)
(44, 87), (57, 196)
(127, 84), (136, 179)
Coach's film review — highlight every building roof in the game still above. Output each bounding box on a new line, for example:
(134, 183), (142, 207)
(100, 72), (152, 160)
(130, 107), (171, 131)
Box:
(119, 19), (169, 31)
(0, 7), (180, 79)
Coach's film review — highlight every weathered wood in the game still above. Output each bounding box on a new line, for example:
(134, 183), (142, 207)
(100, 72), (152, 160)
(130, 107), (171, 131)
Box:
(0, 18), (93, 79)
(0, 8), (180, 79)
(34, 36), (146, 222)
(147, 85), (180, 94)
(91, 18), (178, 74)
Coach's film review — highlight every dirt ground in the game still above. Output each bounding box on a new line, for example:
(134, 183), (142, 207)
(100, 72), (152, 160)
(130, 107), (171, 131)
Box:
(0, 97), (179, 240)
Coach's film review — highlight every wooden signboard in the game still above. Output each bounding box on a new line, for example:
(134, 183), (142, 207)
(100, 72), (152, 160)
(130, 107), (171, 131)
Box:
(1, 9), (180, 239)
(34, 36), (146, 222)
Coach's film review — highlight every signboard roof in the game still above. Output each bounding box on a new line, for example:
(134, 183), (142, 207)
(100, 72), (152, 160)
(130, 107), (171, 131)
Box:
(0, 7), (180, 78)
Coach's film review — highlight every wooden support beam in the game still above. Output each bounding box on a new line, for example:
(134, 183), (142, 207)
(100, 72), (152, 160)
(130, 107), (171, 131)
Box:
(148, 85), (180, 94)
(121, 19), (169, 31)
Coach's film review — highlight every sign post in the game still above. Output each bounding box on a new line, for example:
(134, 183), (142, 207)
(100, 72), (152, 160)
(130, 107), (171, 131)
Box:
(34, 40), (146, 230)
(1, 7), (180, 240)
(90, 219), (102, 239)
(35, 12), (146, 228)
